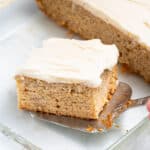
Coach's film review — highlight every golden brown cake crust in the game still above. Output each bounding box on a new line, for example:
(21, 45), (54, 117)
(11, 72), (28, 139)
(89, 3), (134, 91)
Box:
(36, 0), (150, 82)
(15, 67), (117, 120)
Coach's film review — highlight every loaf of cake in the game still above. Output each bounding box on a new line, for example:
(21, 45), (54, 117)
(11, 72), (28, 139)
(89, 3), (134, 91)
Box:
(36, 0), (150, 82)
(15, 38), (118, 119)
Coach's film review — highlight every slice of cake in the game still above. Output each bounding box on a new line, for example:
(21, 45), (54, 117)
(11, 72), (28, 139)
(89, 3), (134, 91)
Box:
(36, 0), (150, 82)
(15, 38), (118, 119)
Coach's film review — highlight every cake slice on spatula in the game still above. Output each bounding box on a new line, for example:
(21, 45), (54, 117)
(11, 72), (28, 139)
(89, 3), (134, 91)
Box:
(32, 82), (149, 133)
(15, 38), (118, 120)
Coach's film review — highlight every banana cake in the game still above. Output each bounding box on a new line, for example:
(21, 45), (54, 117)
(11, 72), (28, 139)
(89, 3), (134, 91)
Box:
(36, 0), (150, 82)
(15, 38), (118, 119)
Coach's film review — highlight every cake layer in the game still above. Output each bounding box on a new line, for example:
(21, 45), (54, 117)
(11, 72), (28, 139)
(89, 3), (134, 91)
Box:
(15, 67), (117, 119)
(17, 38), (118, 87)
(36, 0), (150, 81)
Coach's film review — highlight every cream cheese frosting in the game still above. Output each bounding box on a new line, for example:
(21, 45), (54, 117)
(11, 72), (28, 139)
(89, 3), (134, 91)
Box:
(17, 38), (118, 87)
(73, 0), (150, 47)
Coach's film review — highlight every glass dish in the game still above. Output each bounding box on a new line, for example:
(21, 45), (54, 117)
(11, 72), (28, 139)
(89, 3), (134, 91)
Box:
(0, 0), (149, 149)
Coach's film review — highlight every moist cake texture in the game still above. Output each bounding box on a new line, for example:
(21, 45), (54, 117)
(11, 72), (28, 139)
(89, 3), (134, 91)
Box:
(15, 38), (118, 119)
(36, 0), (150, 82)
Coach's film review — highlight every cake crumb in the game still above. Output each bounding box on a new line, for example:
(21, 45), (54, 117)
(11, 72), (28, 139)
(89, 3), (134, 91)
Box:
(20, 76), (25, 81)
(102, 114), (113, 128)
(86, 125), (95, 132)
(144, 22), (150, 29)
(67, 31), (74, 39)
(108, 94), (113, 100)
(114, 123), (120, 128)
(120, 64), (129, 73)
(98, 128), (104, 132)
(126, 100), (133, 107)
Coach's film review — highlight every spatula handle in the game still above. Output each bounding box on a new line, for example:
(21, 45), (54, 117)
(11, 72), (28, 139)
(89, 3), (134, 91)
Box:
(128, 96), (150, 108)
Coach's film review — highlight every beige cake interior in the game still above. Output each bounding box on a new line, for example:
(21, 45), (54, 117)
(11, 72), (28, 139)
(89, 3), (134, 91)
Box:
(36, 0), (150, 82)
(15, 67), (117, 120)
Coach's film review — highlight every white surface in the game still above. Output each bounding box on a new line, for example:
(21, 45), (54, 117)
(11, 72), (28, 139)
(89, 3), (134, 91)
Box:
(75, 0), (150, 47)
(0, 0), (150, 150)
(17, 38), (118, 87)
(111, 118), (150, 150)
(0, 133), (21, 150)
(0, 0), (15, 8)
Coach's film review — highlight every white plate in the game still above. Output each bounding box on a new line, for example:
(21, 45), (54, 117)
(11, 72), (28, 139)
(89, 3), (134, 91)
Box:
(0, 0), (150, 149)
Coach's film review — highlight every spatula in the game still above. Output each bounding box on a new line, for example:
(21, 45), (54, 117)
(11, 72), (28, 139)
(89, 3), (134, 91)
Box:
(31, 82), (149, 133)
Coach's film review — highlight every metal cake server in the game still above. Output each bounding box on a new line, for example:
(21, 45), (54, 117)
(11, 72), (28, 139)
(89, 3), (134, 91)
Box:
(31, 82), (150, 133)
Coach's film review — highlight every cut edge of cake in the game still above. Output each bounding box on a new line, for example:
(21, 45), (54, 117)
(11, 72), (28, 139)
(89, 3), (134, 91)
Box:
(15, 66), (117, 120)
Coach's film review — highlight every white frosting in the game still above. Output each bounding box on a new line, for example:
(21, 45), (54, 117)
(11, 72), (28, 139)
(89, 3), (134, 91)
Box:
(17, 38), (118, 87)
(73, 0), (150, 47)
